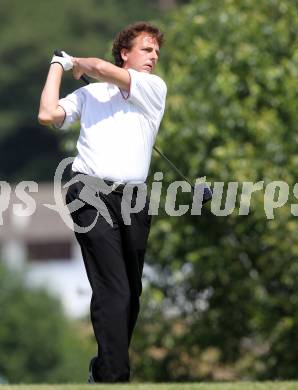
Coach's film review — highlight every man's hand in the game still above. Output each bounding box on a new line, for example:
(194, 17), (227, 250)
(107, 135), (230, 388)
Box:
(72, 57), (87, 80)
(51, 51), (73, 71)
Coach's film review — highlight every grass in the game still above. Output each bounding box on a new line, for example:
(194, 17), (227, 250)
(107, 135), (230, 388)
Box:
(2, 383), (298, 390)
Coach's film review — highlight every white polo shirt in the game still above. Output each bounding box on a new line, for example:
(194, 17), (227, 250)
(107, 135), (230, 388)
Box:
(58, 69), (167, 183)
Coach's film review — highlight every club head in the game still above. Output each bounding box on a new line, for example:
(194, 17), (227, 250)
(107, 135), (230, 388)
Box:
(202, 183), (213, 204)
(192, 179), (213, 205)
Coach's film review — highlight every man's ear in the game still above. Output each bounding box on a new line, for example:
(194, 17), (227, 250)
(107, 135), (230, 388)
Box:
(121, 48), (129, 62)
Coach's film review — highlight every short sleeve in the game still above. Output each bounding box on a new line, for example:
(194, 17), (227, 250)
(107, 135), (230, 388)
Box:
(127, 69), (167, 123)
(56, 88), (83, 130)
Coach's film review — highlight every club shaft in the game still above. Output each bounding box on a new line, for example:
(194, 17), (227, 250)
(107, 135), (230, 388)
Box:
(153, 146), (194, 190)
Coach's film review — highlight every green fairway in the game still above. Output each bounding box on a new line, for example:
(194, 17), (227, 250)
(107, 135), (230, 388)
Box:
(2, 383), (298, 390)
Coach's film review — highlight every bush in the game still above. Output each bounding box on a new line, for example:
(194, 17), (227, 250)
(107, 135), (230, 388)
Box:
(0, 262), (94, 383)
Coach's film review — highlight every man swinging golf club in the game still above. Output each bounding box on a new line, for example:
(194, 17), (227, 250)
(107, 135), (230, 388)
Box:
(38, 21), (166, 383)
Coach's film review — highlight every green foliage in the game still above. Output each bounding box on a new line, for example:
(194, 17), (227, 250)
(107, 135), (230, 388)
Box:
(140, 0), (298, 381)
(0, 263), (93, 384)
(3, 382), (298, 390)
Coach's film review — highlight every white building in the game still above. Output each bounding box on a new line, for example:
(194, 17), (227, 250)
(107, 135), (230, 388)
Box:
(0, 183), (91, 318)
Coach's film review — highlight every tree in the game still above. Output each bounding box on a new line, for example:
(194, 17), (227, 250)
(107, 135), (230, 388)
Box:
(0, 0), (168, 182)
(135, 0), (298, 380)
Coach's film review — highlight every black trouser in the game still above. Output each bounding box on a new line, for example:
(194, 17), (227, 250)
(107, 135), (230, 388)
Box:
(66, 179), (151, 382)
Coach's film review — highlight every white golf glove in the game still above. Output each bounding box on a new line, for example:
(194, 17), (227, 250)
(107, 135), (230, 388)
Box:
(50, 51), (73, 71)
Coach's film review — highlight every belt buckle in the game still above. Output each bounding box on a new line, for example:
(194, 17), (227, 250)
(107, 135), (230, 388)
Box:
(112, 183), (118, 191)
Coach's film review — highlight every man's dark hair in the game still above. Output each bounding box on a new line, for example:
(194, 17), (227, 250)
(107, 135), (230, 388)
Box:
(112, 21), (164, 67)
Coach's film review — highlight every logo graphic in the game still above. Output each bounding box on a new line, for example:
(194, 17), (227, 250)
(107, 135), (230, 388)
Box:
(44, 158), (114, 232)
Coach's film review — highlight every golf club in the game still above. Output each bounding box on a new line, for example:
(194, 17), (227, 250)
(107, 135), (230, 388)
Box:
(54, 49), (212, 204)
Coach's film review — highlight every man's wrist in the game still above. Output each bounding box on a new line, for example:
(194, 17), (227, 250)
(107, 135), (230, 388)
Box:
(50, 62), (64, 71)
(72, 57), (80, 67)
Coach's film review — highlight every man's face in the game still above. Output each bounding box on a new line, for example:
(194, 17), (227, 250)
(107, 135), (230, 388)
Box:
(121, 32), (160, 73)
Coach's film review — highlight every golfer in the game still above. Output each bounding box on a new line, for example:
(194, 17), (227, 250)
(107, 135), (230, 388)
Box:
(38, 22), (167, 383)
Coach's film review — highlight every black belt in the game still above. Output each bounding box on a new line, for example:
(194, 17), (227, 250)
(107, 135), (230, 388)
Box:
(103, 179), (130, 193)
(71, 171), (145, 195)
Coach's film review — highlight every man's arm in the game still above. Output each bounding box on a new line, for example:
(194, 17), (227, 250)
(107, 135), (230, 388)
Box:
(72, 58), (130, 92)
(38, 64), (66, 127)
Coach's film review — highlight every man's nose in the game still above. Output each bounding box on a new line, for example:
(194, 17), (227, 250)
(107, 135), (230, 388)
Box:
(151, 50), (158, 61)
